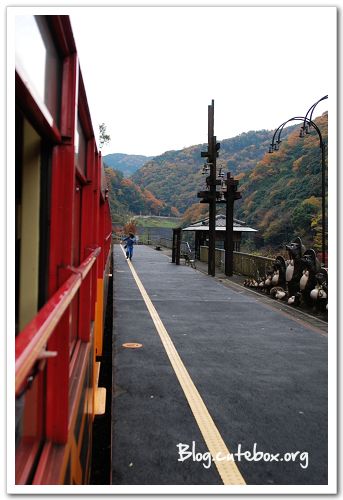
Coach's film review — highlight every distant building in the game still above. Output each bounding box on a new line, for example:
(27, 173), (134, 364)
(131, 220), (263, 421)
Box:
(182, 214), (257, 257)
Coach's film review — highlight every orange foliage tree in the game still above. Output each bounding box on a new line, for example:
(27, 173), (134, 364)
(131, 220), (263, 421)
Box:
(123, 220), (137, 235)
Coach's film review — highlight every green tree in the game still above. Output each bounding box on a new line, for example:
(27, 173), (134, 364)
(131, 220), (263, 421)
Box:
(99, 123), (111, 149)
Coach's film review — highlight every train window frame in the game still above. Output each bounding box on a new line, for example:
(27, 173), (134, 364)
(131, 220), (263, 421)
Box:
(75, 70), (94, 181)
(15, 16), (63, 144)
(75, 115), (87, 177)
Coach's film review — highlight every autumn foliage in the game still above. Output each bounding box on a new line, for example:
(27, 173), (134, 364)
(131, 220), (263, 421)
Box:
(105, 167), (176, 221)
(123, 220), (137, 235)
(235, 112), (328, 251)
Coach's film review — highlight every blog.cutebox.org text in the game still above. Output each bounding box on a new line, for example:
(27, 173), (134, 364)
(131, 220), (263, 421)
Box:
(176, 441), (309, 470)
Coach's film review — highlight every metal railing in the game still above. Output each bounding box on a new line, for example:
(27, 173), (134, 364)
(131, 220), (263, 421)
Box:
(157, 237), (195, 257)
(15, 247), (101, 395)
(199, 246), (275, 276)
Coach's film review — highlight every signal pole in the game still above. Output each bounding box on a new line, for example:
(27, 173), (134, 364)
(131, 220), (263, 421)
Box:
(198, 100), (220, 276)
(198, 101), (241, 277)
(208, 101), (216, 276)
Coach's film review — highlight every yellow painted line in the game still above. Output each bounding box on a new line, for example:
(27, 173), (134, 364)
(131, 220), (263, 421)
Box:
(119, 245), (246, 485)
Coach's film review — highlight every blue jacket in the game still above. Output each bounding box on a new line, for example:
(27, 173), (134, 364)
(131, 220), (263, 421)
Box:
(123, 236), (136, 248)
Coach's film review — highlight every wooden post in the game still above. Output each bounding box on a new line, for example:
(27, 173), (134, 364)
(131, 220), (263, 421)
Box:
(172, 228), (177, 263)
(175, 228), (181, 265)
(225, 173), (234, 276)
(198, 100), (221, 276)
(172, 227), (181, 265)
(208, 101), (216, 277)
(225, 173), (241, 276)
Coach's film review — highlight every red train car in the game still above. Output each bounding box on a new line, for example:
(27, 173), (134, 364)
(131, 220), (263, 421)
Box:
(15, 15), (112, 484)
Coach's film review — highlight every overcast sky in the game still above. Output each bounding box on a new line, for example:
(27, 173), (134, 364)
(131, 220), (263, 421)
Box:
(68, 6), (336, 157)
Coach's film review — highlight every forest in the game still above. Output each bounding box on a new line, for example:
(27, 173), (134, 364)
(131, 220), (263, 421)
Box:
(105, 112), (328, 253)
(103, 152), (154, 177)
(235, 112), (327, 252)
(105, 167), (179, 227)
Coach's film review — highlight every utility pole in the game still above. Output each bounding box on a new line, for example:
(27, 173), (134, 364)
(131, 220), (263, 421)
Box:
(198, 100), (220, 276)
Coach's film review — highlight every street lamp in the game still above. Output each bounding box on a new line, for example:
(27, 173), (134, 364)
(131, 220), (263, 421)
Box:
(302, 96), (328, 267)
(302, 95), (328, 134)
(269, 96), (327, 267)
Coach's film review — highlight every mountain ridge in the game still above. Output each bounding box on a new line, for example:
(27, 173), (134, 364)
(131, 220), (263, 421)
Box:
(103, 152), (154, 177)
(130, 127), (297, 212)
(105, 114), (327, 253)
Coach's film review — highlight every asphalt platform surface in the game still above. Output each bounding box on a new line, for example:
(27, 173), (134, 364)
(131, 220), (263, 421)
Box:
(111, 244), (328, 486)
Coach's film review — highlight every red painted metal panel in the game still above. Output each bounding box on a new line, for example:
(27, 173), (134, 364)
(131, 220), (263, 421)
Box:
(46, 312), (70, 443)
(98, 203), (105, 278)
(48, 145), (75, 293)
(15, 439), (42, 484)
(90, 152), (100, 320)
(46, 49), (78, 442)
(32, 441), (66, 485)
(78, 139), (96, 342)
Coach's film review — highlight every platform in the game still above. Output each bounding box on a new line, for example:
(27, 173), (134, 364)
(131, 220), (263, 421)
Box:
(111, 244), (328, 486)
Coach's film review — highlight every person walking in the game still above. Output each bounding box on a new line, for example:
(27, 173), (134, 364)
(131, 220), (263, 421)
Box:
(122, 233), (136, 261)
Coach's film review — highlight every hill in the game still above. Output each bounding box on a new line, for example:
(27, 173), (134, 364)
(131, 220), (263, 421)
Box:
(130, 128), (296, 212)
(106, 114), (328, 253)
(105, 167), (179, 225)
(103, 153), (154, 177)
(129, 114), (327, 253)
(234, 112), (328, 251)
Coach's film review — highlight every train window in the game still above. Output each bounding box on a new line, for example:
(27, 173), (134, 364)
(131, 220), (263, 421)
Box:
(15, 108), (23, 336)
(15, 15), (62, 127)
(15, 112), (46, 480)
(75, 117), (87, 176)
(17, 117), (41, 330)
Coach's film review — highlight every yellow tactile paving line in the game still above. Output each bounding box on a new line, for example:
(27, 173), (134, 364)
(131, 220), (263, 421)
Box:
(119, 246), (246, 485)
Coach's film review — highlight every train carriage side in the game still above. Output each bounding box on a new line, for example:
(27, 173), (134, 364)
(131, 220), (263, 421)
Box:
(15, 15), (112, 485)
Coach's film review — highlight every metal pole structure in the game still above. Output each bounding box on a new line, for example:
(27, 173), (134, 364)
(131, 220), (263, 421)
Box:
(208, 101), (216, 276)
(225, 173), (234, 276)
(321, 142), (326, 266)
(303, 95), (327, 267)
(270, 109), (327, 267)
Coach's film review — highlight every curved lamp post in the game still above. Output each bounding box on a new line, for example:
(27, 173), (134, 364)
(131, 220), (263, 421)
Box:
(302, 95), (328, 133)
(301, 95), (328, 267)
(269, 96), (328, 267)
